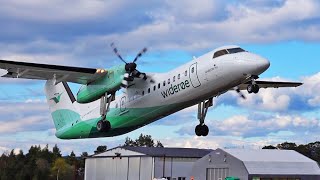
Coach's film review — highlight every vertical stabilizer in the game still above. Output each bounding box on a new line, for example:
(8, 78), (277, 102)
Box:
(44, 80), (80, 130)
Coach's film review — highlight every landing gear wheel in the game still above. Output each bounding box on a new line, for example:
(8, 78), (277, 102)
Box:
(195, 124), (209, 136)
(247, 84), (253, 94)
(195, 125), (202, 136)
(247, 84), (260, 94)
(97, 120), (105, 132)
(202, 124), (209, 136)
(103, 120), (111, 131)
(96, 120), (111, 132)
(253, 84), (260, 94)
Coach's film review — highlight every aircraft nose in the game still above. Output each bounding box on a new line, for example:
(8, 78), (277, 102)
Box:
(256, 57), (270, 73)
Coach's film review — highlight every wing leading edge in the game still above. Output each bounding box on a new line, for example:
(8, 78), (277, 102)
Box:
(0, 59), (107, 84)
(238, 80), (303, 90)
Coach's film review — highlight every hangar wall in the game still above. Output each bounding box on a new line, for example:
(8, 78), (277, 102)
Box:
(154, 157), (199, 178)
(191, 148), (248, 180)
(85, 156), (154, 180)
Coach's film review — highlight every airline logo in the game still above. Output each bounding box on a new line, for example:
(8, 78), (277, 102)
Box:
(50, 93), (63, 103)
(161, 80), (190, 98)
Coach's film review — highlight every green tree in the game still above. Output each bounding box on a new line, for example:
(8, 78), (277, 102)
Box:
(51, 158), (73, 180)
(52, 144), (62, 160)
(66, 151), (77, 165)
(80, 152), (88, 158)
(34, 158), (50, 180)
(262, 145), (277, 149)
(124, 134), (164, 147)
(276, 142), (297, 150)
(79, 152), (88, 174)
(124, 137), (137, 146)
(156, 141), (164, 148)
(94, 146), (107, 154)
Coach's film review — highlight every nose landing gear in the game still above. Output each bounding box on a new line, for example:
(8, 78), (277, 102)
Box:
(247, 77), (260, 94)
(195, 98), (213, 136)
(247, 84), (260, 94)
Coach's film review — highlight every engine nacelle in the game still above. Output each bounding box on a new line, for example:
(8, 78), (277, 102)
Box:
(77, 65), (125, 103)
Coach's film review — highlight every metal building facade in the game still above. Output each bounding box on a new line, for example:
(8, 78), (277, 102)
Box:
(191, 148), (320, 180)
(85, 146), (211, 180)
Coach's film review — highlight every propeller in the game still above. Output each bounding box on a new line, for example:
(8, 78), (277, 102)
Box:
(110, 43), (149, 88)
(233, 86), (246, 99)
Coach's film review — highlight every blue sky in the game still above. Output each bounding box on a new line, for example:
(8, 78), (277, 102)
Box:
(0, 0), (320, 155)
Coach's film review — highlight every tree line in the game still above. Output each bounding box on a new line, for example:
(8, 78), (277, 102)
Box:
(0, 144), (87, 180)
(0, 134), (163, 180)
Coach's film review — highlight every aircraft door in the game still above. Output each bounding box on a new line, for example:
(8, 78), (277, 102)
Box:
(189, 63), (201, 88)
(120, 96), (126, 112)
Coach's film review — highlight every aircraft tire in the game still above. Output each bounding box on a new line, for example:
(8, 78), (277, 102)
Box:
(253, 84), (260, 94)
(195, 125), (202, 136)
(97, 120), (105, 132)
(202, 124), (209, 136)
(195, 124), (209, 136)
(103, 120), (111, 131)
(247, 84), (253, 94)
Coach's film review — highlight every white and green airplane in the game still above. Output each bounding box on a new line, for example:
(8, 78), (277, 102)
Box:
(0, 44), (302, 139)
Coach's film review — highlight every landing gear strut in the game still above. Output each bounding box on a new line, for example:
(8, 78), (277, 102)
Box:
(97, 92), (115, 132)
(247, 78), (260, 94)
(195, 98), (213, 136)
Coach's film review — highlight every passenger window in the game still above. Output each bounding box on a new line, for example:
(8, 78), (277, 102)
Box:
(185, 70), (187, 76)
(168, 78), (170, 84)
(191, 67), (194, 73)
(173, 76), (176, 82)
(148, 88), (150, 93)
(163, 81), (166, 86)
(158, 83), (160, 89)
(153, 86), (156, 91)
(178, 74), (180, 79)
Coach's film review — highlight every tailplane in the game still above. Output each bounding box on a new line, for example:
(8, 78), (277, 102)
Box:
(44, 80), (80, 130)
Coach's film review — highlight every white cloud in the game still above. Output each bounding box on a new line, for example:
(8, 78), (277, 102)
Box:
(176, 114), (320, 138)
(0, 0), (319, 61)
(161, 135), (280, 150)
(0, 0), (123, 22)
(70, 0), (320, 52)
(0, 115), (48, 133)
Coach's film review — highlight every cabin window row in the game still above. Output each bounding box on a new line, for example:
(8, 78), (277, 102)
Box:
(141, 70), (189, 96)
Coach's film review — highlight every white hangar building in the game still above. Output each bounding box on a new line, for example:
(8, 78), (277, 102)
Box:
(85, 146), (320, 180)
(85, 146), (211, 180)
(191, 148), (320, 180)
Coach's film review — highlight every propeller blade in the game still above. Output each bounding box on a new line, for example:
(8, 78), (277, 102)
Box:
(110, 43), (127, 64)
(234, 86), (246, 99)
(133, 47), (147, 63)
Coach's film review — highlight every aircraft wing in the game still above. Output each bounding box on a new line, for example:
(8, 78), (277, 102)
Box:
(0, 59), (107, 84)
(238, 80), (303, 90)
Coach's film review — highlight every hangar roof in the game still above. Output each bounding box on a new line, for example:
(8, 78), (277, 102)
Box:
(92, 146), (212, 158)
(123, 146), (212, 158)
(223, 149), (320, 175)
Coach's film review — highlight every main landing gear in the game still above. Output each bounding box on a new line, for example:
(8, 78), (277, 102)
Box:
(96, 92), (115, 132)
(195, 98), (213, 136)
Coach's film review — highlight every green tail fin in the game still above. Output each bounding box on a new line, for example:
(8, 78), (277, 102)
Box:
(45, 80), (80, 130)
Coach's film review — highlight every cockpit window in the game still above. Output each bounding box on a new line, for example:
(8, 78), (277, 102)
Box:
(227, 48), (245, 54)
(213, 49), (228, 58)
(213, 47), (245, 59)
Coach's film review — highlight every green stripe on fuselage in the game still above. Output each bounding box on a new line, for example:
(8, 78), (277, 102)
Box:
(54, 102), (186, 139)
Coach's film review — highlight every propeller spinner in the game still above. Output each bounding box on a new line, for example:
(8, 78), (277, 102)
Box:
(110, 43), (149, 88)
